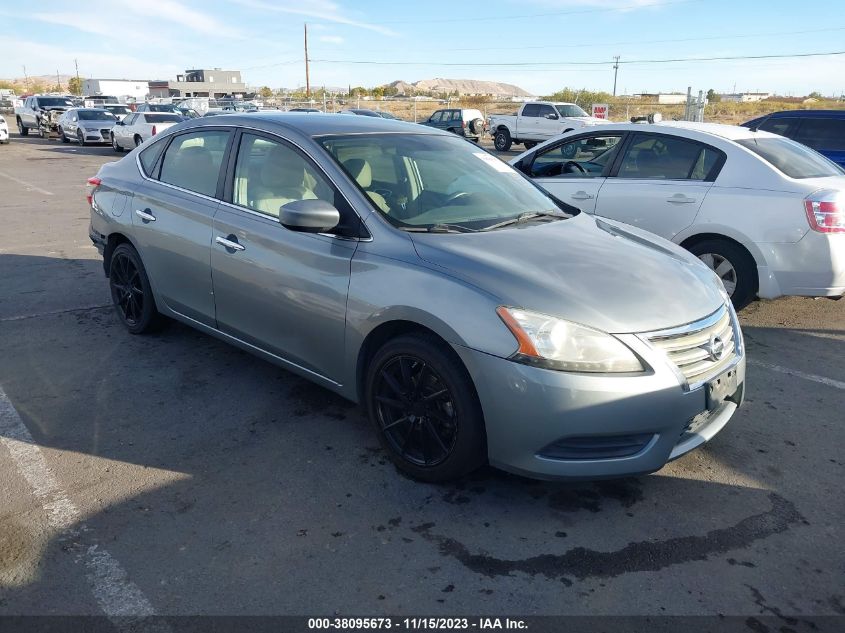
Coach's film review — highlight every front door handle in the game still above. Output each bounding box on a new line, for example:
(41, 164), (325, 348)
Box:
(135, 209), (156, 222)
(666, 194), (697, 204)
(571, 191), (595, 201)
(216, 235), (245, 252)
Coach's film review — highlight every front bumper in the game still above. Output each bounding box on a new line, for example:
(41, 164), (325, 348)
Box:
(454, 340), (745, 480)
(82, 129), (113, 143)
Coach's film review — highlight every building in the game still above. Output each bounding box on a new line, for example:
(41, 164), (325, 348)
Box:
(635, 93), (689, 105)
(148, 69), (248, 99)
(718, 92), (771, 103)
(83, 79), (150, 102)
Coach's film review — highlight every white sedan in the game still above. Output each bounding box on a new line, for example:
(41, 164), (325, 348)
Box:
(111, 112), (182, 152)
(510, 122), (845, 307)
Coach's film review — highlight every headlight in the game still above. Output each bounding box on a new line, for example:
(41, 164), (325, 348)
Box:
(496, 307), (644, 373)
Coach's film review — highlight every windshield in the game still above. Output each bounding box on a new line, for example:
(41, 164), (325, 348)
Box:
(145, 114), (182, 123)
(556, 104), (589, 118)
(148, 105), (177, 112)
(39, 98), (74, 107)
(78, 110), (116, 121)
(105, 105), (130, 114)
(320, 134), (566, 230)
(736, 136), (843, 179)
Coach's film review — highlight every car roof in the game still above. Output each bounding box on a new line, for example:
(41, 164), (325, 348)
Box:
(583, 121), (779, 141)
(183, 112), (449, 137)
(757, 109), (845, 119)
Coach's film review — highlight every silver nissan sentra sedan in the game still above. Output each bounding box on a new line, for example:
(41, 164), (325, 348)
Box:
(87, 113), (745, 482)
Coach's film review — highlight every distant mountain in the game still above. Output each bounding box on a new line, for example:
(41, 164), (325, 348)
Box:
(385, 78), (533, 98)
(0, 74), (73, 91)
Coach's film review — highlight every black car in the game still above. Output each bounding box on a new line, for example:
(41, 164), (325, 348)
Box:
(420, 108), (486, 141)
(742, 110), (845, 169)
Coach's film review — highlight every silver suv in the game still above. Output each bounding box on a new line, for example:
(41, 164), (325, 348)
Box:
(88, 114), (744, 482)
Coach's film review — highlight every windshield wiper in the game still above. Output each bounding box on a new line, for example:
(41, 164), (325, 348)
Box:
(400, 223), (478, 234)
(481, 211), (564, 232)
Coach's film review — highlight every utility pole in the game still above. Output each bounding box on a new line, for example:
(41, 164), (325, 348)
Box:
(304, 23), (311, 98)
(56, 70), (61, 91)
(22, 65), (29, 91)
(75, 58), (80, 94)
(612, 56), (620, 97)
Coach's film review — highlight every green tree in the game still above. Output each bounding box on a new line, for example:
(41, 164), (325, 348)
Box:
(808, 91), (824, 99)
(68, 76), (83, 95)
(370, 86), (384, 99)
(0, 80), (15, 90)
(350, 86), (368, 97)
(706, 89), (721, 103)
(258, 86), (273, 98)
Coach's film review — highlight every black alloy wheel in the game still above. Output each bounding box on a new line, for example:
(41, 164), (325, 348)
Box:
(366, 334), (486, 482)
(108, 243), (162, 334)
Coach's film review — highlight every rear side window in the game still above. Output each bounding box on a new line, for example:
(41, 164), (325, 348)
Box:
(159, 130), (231, 196)
(736, 137), (843, 179)
(794, 118), (845, 151)
(616, 133), (723, 180)
(758, 117), (800, 138)
(522, 104), (540, 117)
(139, 140), (166, 176)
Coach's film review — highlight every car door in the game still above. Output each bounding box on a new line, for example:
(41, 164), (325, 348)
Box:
(535, 104), (560, 141)
(425, 111), (443, 130)
(64, 111), (79, 137)
(593, 132), (724, 240)
(211, 131), (359, 382)
(522, 132), (625, 213)
(130, 128), (233, 326)
(519, 103), (540, 140)
(115, 113), (136, 147)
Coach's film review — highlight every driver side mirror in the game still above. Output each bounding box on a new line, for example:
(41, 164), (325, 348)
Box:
(280, 199), (340, 233)
(116, 120), (124, 125)
(545, 113), (558, 120)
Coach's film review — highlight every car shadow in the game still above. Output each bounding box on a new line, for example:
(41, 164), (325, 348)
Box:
(0, 254), (843, 617)
(7, 133), (120, 157)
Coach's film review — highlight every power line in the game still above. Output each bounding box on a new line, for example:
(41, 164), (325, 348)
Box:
(309, 50), (845, 69)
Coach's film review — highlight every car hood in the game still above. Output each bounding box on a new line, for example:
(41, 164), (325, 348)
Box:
(410, 213), (725, 334)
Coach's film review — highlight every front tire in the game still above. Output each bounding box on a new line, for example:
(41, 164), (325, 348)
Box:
(365, 334), (486, 483)
(108, 243), (163, 334)
(59, 127), (69, 143)
(688, 239), (757, 309)
(77, 129), (86, 146)
(17, 118), (28, 136)
(523, 141), (537, 150)
(494, 128), (512, 152)
(112, 134), (123, 152)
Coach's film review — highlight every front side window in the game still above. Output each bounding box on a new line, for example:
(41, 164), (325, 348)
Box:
(736, 136), (843, 179)
(232, 134), (335, 218)
(537, 105), (557, 119)
(123, 114), (138, 126)
(531, 134), (623, 178)
(794, 118), (845, 151)
(159, 130), (231, 196)
(428, 111), (443, 123)
(320, 134), (567, 231)
(616, 133), (722, 180)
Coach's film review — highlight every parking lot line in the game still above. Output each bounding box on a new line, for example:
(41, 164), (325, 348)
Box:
(0, 304), (112, 323)
(0, 170), (55, 196)
(0, 384), (169, 630)
(747, 358), (845, 390)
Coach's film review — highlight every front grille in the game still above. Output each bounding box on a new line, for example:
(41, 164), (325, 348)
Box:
(539, 433), (654, 460)
(644, 305), (738, 385)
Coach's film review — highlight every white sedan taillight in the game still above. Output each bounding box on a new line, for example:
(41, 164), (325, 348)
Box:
(804, 190), (845, 233)
(86, 177), (101, 206)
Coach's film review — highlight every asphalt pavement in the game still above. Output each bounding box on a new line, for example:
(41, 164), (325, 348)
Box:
(0, 132), (843, 624)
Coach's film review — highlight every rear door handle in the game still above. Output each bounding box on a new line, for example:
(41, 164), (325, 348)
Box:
(135, 209), (156, 222)
(571, 191), (595, 201)
(216, 235), (245, 252)
(666, 194), (697, 204)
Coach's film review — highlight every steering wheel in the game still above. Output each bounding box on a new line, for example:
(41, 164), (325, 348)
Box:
(443, 191), (471, 205)
(562, 161), (587, 175)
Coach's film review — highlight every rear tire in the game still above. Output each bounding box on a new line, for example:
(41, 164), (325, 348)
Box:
(365, 333), (486, 483)
(134, 135), (143, 148)
(108, 243), (164, 335)
(688, 239), (757, 309)
(494, 128), (512, 152)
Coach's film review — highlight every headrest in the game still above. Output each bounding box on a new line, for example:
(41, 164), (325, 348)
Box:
(343, 158), (372, 188)
(261, 145), (306, 189)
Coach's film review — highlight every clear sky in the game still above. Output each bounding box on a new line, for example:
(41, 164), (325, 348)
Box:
(1, 0), (843, 96)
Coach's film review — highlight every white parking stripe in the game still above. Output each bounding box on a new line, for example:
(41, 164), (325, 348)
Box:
(0, 384), (169, 630)
(748, 358), (845, 391)
(0, 170), (54, 196)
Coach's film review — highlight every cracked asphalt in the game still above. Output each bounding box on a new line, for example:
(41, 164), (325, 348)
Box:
(0, 133), (843, 622)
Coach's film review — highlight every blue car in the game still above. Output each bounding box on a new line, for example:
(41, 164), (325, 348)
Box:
(742, 110), (845, 168)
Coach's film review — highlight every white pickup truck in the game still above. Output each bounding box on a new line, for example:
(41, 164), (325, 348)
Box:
(488, 101), (607, 151)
